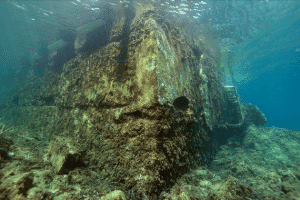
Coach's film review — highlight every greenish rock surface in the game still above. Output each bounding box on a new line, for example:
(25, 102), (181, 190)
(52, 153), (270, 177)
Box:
(0, 4), (246, 199)
(242, 103), (267, 126)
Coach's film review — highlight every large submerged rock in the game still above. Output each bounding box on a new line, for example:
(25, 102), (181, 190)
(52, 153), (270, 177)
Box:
(52, 7), (229, 197)
(0, 2), (245, 199)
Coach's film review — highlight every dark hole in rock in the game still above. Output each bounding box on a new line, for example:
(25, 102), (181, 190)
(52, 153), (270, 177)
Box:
(192, 47), (203, 60)
(173, 96), (189, 111)
(19, 177), (33, 196)
(281, 186), (289, 194)
(59, 154), (86, 175)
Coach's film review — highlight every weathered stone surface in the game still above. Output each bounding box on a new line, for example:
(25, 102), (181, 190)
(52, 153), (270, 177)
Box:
(2, 3), (299, 200)
(46, 136), (84, 175)
(0, 3), (235, 199)
(100, 190), (126, 200)
(208, 176), (252, 200)
(75, 19), (106, 51)
(0, 171), (34, 200)
(0, 135), (11, 161)
(242, 103), (267, 126)
(222, 90), (244, 126)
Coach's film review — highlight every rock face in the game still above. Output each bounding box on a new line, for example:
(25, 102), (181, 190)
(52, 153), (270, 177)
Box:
(46, 136), (84, 175)
(0, 135), (11, 161)
(208, 176), (252, 200)
(242, 103), (267, 126)
(0, 3), (240, 199)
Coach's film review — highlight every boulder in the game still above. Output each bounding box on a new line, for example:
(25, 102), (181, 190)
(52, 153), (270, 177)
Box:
(243, 103), (267, 126)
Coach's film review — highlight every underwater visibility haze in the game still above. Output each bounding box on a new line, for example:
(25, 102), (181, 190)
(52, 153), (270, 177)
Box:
(0, 0), (300, 199)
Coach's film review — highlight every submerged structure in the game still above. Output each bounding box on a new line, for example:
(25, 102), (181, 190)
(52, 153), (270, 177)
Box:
(0, 1), (262, 199)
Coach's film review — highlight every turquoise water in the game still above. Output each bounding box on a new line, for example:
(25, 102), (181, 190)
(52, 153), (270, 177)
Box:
(234, 12), (300, 131)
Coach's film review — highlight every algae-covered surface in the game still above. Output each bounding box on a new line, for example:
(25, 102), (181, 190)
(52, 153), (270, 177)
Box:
(0, 1), (299, 200)
(1, 119), (300, 199)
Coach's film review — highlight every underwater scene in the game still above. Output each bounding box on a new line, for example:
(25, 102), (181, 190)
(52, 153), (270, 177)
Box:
(0, 0), (300, 199)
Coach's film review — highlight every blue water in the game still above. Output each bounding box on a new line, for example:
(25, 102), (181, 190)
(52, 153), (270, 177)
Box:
(234, 13), (300, 131)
